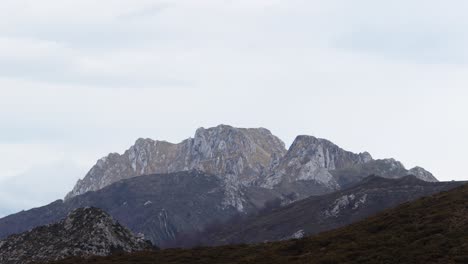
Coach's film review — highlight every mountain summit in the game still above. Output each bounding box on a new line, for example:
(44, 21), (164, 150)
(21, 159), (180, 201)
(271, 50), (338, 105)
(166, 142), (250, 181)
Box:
(66, 125), (287, 200)
(66, 125), (436, 201)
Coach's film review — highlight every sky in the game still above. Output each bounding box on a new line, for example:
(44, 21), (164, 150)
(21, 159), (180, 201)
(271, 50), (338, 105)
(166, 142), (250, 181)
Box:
(1, 0), (468, 217)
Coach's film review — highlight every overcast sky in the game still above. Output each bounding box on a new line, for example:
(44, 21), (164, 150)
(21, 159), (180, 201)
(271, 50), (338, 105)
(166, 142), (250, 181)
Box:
(1, 0), (467, 217)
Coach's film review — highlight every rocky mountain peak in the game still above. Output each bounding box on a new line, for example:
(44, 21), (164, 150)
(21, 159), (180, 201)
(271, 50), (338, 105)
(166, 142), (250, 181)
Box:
(261, 135), (373, 188)
(65, 125), (437, 205)
(190, 125), (287, 184)
(65, 125), (287, 200)
(359, 151), (373, 163)
(375, 159), (436, 181)
(193, 125), (286, 154)
(0, 207), (153, 264)
(290, 135), (374, 167)
(408, 166), (437, 182)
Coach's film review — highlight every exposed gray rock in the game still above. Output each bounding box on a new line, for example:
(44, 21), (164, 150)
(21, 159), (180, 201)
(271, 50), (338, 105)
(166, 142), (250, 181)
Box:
(408, 166), (437, 182)
(66, 126), (437, 204)
(261, 135), (373, 189)
(66, 125), (287, 201)
(64, 125), (438, 213)
(0, 207), (153, 264)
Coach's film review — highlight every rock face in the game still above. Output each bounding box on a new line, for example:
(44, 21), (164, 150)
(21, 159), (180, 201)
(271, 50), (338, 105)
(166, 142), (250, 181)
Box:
(66, 125), (286, 200)
(0, 207), (153, 264)
(202, 176), (462, 246)
(408, 166), (438, 182)
(261, 135), (373, 189)
(258, 135), (436, 200)
(66, 125), (437, 203)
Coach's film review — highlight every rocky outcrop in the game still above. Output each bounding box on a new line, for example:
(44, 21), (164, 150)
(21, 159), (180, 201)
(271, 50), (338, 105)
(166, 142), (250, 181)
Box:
(66, 125), (287, 200)
(0, 207), (153, 264)
(261, 135), (436, 193)
(408, 166), (437, 182)
(66, 125), (437, 203)
(261, 135), (373, 189)
(64, 125), (439, 213)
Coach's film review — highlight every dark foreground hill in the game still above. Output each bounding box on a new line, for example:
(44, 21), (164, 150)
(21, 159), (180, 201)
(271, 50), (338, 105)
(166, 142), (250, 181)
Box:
(0, 207), (154, 264)
(50, 182), (468, 264)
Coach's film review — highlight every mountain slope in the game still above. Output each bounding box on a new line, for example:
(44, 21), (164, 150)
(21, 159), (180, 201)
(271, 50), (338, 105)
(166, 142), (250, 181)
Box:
(202, 176), (462, 245)
(0, 207), (153, 264)
(0, 171), (279, 248)
(51, 182), (468, 264)
(0, 174), (446, 249)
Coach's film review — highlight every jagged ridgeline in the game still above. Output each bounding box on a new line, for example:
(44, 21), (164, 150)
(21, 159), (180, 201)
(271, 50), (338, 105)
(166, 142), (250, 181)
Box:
(66, 124), (436, 201)
(0, 125), (438, 248)
(65, 125), (289, 207)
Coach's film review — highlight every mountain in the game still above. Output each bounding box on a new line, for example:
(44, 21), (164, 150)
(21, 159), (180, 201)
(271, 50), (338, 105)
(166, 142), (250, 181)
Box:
(0, 171), (280, 248)
(261, 135), (373, 189)
(51, 182), (468, 264)
(0, 125), (439, 248)
(0, 173), (452, 249)
(0, 207), (153, 264)
(331, 158), (438, 188)
(65, 125), (287, 210)
(200, 176), (463, 246)
(65, 125), (436, 205)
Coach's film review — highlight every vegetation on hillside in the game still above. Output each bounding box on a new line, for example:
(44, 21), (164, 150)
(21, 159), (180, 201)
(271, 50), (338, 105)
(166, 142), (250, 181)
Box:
(49, 183), (468, 264)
